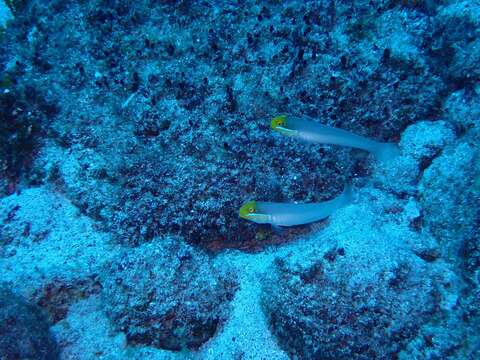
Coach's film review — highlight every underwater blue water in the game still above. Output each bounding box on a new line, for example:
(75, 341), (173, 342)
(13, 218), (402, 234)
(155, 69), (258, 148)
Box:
(0, 1), (479, 359)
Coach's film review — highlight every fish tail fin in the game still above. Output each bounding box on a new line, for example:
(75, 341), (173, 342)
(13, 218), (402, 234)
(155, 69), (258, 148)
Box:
(372, 142), (401, 162)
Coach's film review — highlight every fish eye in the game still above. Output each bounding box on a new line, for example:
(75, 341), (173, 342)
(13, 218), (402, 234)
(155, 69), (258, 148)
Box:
(249, 208), (254, 213)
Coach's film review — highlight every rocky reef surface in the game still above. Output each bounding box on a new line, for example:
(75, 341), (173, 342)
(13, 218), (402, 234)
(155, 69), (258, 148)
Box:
(0, 0), (478, 359)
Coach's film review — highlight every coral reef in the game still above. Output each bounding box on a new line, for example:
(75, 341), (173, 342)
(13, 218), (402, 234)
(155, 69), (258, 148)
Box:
(0, 186), (116, 299)
(419, 141), (479, 264)
(0, 85), (58, 195)
(435, 1), (480, 88)
(101, 237), (238, 351)
(261, 184), (457, 359)
(0, 287), (59, 360)
(372, 120), (456, 194)
(0, 0), (13, 26)
(1, 0), (447, 250)
(0, 0), (478, 358)
(263, 258), (435, 359)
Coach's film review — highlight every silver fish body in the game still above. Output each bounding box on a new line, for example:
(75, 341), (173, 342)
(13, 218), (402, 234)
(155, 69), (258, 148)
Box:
(275, 116), (400, 162)
(252, 184), (352, 227)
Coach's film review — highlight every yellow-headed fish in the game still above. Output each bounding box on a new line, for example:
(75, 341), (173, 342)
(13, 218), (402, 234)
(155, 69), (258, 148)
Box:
(271, 115), (400, 162)
(239, 184), (352, 227)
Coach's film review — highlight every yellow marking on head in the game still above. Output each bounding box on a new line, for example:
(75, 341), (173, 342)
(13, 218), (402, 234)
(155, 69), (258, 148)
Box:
(239, 200), (257, 220)
(271, 115), (298, 137)
(271, 115), (287, 130)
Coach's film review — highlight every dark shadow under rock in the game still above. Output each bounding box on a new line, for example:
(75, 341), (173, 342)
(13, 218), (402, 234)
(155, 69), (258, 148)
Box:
(0, 287), (59, 360)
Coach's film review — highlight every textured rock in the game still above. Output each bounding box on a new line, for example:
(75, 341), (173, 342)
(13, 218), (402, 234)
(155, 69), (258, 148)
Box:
(0, 0), (13, 28)
(0, 186), (116, 304)
(1, 0), (446, 249)
(373, 120), (456, 193)
(443, 89), (480, 130)
(101, 237), (238, 351)
(449, 38), (480, 84)
(0, 287), (59, 360)
(261, 188), (453, 359)
(419, 141), (479, 264)
(434, 1), (480, 86)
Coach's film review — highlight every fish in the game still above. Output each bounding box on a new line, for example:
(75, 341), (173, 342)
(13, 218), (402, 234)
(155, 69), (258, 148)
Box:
(271, 115), (400, 162)
(239, 184), (352, 227)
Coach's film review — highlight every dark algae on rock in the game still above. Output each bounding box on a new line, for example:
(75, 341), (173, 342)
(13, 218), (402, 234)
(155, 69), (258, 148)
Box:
(0, 0), (437, 250)
(0, 0), (479, 358)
